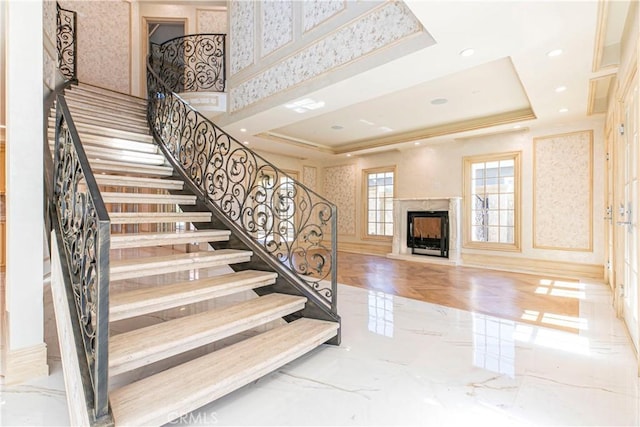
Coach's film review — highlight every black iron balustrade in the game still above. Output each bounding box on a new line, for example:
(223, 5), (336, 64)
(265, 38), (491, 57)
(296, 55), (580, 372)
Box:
(56, 3), (77, 81)
(147, 57), (337, 313)
(53, 95), (110, 418)
(150, 34), (226, 93)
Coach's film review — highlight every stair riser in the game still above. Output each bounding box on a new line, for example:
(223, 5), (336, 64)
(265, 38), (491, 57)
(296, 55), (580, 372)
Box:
(94, 176), (183, 191)
(109, 277), (276, 321)
(50, 106), (149, 128)
(102, 196), (196, 205)
(66, 115), (149, 134)
(90, 164), (173, 177)
(48, 132), (158, 157)
(109, 300), (304, 376)
(110, 254), (251, 281)
(47, 117), (153, 143)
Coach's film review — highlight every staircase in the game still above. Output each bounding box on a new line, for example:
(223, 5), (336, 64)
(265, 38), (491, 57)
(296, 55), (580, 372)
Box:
(47, 82), (339, 425)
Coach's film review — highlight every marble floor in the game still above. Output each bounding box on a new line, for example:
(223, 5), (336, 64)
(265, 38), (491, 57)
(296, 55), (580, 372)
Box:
(1, 277), (639, 426)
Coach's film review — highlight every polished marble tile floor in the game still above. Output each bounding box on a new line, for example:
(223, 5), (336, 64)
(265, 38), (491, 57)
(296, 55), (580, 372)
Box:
(2, 274), (638, 426)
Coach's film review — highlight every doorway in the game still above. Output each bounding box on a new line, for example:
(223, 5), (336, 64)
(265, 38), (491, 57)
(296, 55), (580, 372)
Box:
(140, 18), (187, 97)
(616, 74), (639, 354)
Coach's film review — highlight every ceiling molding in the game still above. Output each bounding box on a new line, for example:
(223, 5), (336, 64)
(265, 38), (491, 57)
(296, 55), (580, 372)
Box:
(587, 73), (616, 116)
(256, 131), (335, 154)
(454, 126), (530, 142)
(332, 108), (537, 155)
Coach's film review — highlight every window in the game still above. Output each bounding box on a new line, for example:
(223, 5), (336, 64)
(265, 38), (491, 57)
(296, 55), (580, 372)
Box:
(363, 167), (395, 238)
(463, 152), (520, 251)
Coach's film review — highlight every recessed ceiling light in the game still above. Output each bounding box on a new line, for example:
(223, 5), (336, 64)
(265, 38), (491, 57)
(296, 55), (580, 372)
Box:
(430, 98), (448, 105)
(414, 142), (421, 146)
(513, 125), (522, 129)
(240, 128), (247, 132)
(346, 154), (352, 157)
(379, 126), (393, 132)
(459, 48), (475, 57)
(243, 141), (250, 145)
(555, 85), (567, 93)
(331, 125), (344, 130)
(359, 119), (375, 126)
(559, 108), (569, 113)
(547, 49), (563, 57)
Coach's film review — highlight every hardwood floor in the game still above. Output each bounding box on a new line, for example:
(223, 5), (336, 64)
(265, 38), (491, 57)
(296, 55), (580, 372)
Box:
(337, 252), (586, 333)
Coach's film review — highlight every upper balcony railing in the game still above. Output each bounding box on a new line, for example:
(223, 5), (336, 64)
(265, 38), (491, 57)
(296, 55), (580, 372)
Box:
(56, 3), (77, 81)
(150, 34), (226, 93)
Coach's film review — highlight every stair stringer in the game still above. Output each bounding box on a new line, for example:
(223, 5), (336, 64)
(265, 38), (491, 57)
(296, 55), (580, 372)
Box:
(149, 149), (341, 345)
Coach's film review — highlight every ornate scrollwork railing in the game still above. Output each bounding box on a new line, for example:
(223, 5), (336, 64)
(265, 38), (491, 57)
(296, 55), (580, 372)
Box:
(147, 58), (337, 313)
(56, 3), (77, 81)
(53, 95), (110, 418)
(150, 34), (226, 93)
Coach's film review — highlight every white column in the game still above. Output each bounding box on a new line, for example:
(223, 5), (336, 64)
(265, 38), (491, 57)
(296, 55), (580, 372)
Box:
(4, 0), (46, 377)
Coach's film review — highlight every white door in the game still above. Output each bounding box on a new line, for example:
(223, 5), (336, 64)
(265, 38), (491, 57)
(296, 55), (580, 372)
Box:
(619, 80), (639, 352)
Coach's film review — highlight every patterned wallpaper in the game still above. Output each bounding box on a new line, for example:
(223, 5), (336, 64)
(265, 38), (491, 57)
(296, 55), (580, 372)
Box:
(230, 0), (255, 76)
(43, 0), (56, 44)
(303, 0), (345, 33)
(261, 0), (293, 56)
(59, 0), (130, 94)
(197, 9), (227, 34)
(230, 1), (422, 111)
(323, 164), (355, 235)
(534, 130), (593, 251)
(303, 165), (317, 191)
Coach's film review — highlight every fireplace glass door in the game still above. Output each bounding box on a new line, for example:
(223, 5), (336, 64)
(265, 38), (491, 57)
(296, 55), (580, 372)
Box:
(407, 211), (449, 257)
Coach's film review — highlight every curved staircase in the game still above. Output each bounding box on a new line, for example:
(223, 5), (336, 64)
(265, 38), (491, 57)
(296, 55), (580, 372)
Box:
(48, 82), (339, 426)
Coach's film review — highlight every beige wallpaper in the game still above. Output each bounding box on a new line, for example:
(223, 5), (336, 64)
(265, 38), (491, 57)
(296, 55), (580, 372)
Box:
(533, 130), (593, 251)
(58, 0), (130, 94)
(323, 164), (355, 236)
(303, 165), (317, 191)
(197, 9), (227, 34)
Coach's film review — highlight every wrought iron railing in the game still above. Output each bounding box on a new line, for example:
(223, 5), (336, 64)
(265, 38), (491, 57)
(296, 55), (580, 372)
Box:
(52, 95), (110, 419)
(147, 57), (337, 313)
(56, 3), (77, 81)
(150, 34), (226, 93)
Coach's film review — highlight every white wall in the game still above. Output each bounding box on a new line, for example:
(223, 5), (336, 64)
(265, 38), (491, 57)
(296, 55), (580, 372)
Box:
(319, 116), (605, 266)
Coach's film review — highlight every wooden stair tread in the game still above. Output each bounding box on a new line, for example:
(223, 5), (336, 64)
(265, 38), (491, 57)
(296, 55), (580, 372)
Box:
(109, 318), (339, 426)
(110, 229), (230, 249)
(110, 249), (252, 281)
(102, 192), (196, 205)
(108, 212), (211, 224)
(109, 293), (305, 376)
(109, 270), (277, 321)
(94, 175), (183, 190)
(47, 128), (157, 154)
(61, 98), (147, 120)
(90, 159), (173, 177)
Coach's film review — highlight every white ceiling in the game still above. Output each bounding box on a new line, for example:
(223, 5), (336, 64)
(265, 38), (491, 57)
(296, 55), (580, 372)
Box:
(222, 0), (622, 161)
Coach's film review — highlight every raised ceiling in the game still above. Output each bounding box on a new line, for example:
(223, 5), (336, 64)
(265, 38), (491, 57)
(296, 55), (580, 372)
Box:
(220, 0), (629, 160)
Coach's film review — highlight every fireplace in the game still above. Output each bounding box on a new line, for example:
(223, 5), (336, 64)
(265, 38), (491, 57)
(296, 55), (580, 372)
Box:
(407, 211), (449, 258)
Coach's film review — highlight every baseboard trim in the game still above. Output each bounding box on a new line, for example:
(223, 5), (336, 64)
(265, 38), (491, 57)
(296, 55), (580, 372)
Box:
(462, 253), (604, 280)
(338, 241), (391, 256)
(2, 343), (48, 385)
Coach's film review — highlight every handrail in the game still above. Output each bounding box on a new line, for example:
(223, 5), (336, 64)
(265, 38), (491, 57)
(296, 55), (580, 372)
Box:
(56, 3), (77, 82)
(52, 95), (110, 419)
(147, 55), (338, 315)
(150, 34), (226, 92)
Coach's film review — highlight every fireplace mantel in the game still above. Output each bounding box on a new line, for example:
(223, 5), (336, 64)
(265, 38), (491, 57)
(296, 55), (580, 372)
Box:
(388, 197), (462, 265)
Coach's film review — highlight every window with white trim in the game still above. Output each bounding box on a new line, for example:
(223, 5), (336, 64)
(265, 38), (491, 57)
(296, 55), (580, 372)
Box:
(463, 152), (520, 251)
(364, 167), (395, 238)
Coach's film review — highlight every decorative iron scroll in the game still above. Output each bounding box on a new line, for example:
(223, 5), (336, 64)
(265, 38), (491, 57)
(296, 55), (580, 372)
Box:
(151, 34), (226, 93)
(53, 96), (109, 418)
(56, 3), (77, 81)
(147, 60), (337, 311)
